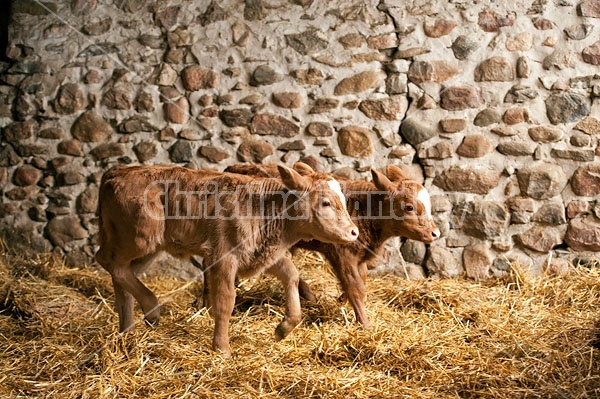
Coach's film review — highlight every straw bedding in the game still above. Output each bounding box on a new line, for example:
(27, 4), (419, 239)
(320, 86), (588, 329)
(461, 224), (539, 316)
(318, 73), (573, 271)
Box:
(1, 248), (600, 398)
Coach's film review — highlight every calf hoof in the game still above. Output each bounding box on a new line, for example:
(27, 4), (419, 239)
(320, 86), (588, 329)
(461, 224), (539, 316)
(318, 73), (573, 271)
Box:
(274, 319), (299, 341)
(212, 341), (231, 358)
(298, 280), (317, 302)
(144, 317), (160, 327)
(144, 314), (160, 328)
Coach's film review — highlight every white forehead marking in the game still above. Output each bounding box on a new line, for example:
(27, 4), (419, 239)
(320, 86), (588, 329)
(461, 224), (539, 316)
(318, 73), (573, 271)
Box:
(417, 188), (432, 218)
(327, 179), (347, 210)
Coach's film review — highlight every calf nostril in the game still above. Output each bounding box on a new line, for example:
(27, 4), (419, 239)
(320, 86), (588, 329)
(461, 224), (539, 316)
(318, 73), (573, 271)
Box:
(351, 229), (358, 237)
(432, 230), (440, 238)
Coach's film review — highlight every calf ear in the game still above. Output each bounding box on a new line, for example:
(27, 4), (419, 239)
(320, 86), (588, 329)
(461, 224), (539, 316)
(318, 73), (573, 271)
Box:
(292, 161), (314, 176)
(385, 165), (411, 182)
(278, 165), (310, 192)
(371, 168), (396, 192)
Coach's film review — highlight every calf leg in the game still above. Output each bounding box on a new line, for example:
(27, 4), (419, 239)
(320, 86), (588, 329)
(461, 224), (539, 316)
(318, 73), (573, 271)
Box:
(266, 256), (302, 340)
(202, 266), (213, 313)
(111, 262), (161, 330)
(298, 277), (317, 302)
(205, 256), (237, 356)
(328, 254), (371, 329)
(113, 280), (135, 332)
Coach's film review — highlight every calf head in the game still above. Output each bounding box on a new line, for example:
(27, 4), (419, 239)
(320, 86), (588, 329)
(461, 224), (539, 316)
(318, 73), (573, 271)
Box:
(277, 165), (359, 244)
(371, 165), (440, 243)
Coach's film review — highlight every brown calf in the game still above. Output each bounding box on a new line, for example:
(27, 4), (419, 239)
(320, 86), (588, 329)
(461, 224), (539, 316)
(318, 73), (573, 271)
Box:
(95, 164), (358, 355)
(224, 163), (440, 328)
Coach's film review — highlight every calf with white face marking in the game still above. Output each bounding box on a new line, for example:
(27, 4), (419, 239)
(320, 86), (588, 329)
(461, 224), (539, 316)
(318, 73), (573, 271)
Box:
(95, 164), (358, 355)
(224, 163), (440, 328)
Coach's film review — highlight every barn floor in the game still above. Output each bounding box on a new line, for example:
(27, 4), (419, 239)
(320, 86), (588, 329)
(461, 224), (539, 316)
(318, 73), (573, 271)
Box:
(1, 249), (600, 399)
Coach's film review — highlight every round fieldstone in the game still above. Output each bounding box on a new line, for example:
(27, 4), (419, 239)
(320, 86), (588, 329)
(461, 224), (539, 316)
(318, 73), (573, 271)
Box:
(164, 97), (189, 124)
(358, 96), (408, 121)
(516, 56), (530, 78)
(550, 148), (595, 162)
(565, 217), (600, 251)
(503, 108), (528, 125)
(199, 145), (229, 163)
(564, 24), (593, 40)
(408, 61), (460, 84)
(133, 141), (158, 162)
(474, 57), (514, 82)
(367, 32), (398, 49)
(157, 63), (177, 86)
(439, 118), (467, 133)
(101, 87), (131, 110)
(518, 226), (563, 252)
(77, 186), (98, 214)
(290, 68), (324, 85)
(306, 122), (334, 137)
(71, 110), (113, 142)
(532, 202), (566, 225)
(237, 139), (274, 162)
(272, 92), (303, 109)
(168, 140), (193, 163)
(575, 116), (600, 135)
(135, 91), (155, 112)
(53, 83), (85, 114)
(440, 86), (483, 111)
(219, 108), (253, 127)
(463, 243), (493, 281)
(542, 49), (578, 70)
(401, 239), (427, 264)
(474, 109), (501, 126)
(504, 85), (538, 103)
(3, 120), (36, 143)
(418, 141), (453, 159)
(250, 114), (299, 137)
(423, 18), (456, 38)
(506, 32), (533, 51)
(545, 92), (590, 124)
(433, 166), (501, 195)
(578, 0), (600, 18)
(426, 246), (462, 278)
(400, 119), (436, 146)
(571, 164), (600, 196)
(451, 35), (478, 60)
(38, 127), (64, 139)
(90, 143), (125, 160)
(334, 71), (383, 95)
(478, 11), (515, 32)
(57, 139), (84, 157)
(456, 134), (494, 158)
(181, 65), (219, 90)
(337, 126), (373, 158)
(45, 216), (89, 248)
(250, 65), (282, 86)
(454, 200), (509, 239)
(571, 133), (591, 147)
(528, 125), (563, 142)
(285, 30), (328, 55)
(581, 40), (600, 65)
(496, 140), (536, 156)
(13, 165), (42, 186)
(517, 162), (567, 199)
(533, 17), (553, 30)
(277, 140), (305, 151)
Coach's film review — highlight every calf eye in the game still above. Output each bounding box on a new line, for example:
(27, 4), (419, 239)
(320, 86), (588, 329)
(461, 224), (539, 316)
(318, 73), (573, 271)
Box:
(406, 205), (414, 212)
(322, 201), (331, 207)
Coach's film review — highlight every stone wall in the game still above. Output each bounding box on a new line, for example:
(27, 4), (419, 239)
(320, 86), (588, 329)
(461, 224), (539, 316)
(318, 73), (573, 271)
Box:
(1, 0), (599, 277)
